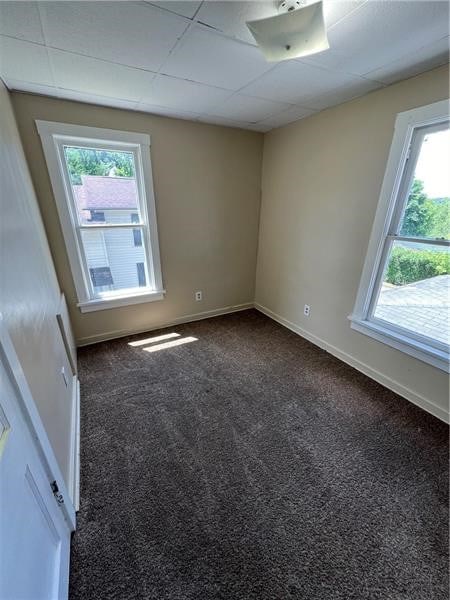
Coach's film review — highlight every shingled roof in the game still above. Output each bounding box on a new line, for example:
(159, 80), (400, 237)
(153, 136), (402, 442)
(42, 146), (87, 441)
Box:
(73, 175), (138, 211)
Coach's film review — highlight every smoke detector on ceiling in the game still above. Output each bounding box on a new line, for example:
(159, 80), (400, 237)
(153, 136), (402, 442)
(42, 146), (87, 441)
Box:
(246, 0), (329, 63)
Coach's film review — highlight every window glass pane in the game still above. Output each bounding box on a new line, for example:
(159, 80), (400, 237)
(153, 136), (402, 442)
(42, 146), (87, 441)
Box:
(399, 127), (450, 240)
(136, 262), (146, 287)
(373, 240), (449, 346)
(63, 146), (140, 225)
(81, 227), (148, 295)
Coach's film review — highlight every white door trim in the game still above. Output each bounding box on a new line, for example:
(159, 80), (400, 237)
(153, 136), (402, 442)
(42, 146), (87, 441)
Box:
(0, 313), (76, 530)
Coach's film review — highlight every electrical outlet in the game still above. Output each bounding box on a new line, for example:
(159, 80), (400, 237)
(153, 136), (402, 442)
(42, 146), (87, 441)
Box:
(195, 291), (202, 301)
(304, 304), (310, 317)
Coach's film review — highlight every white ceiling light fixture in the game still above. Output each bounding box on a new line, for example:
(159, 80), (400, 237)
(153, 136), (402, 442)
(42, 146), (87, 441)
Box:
(246, 0), (329, 63)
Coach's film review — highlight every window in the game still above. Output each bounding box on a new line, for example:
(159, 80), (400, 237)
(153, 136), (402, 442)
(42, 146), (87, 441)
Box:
(37, 121), (164, 312)
(131, 213), (142, 247)
(351, 100), (449, 372)
(89, 266), (113, 292)
(89, 210), (105, 222)
(136, 262), (146, 287)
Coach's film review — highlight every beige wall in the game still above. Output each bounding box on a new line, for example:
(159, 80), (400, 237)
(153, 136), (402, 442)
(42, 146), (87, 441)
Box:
(11, 93), (263, 345)
(0, 81), (75, 483)
(255, 65), (450, 421)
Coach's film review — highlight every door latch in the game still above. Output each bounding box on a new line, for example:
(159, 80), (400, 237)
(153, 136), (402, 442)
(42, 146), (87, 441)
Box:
(50, 480), (64, 505)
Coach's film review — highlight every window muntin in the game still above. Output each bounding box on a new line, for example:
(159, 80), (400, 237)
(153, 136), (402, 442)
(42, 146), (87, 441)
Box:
(37, 121), (163, 311)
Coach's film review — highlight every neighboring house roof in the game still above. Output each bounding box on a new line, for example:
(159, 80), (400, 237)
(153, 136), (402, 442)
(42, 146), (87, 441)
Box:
(73, 175), (138, 211)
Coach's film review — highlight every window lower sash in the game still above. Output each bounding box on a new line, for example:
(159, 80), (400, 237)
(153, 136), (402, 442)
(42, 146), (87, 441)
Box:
(350, 316), (449, 373)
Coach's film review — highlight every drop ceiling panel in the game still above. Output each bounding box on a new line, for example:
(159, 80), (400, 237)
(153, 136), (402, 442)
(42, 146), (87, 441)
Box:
(50, 49), (154, 102)
(198, 115), (252, 129)
(321, 0), (450, 76)
(40, 1), (188, 72)
(161, 25), (273, 90)
(304, 76), (382, 111)
(366, 36), (450, 85)
(0, 36), (54, 85)
(54, 88), (139, 111)
(0, 1), (45, 44)
(194, 1), (367, 46)
(141, 75), (232, 112)
(241, 60), (366, 105)
(137, 102), (201, 120)
(148, 1), (202, 19)
(257, 104), (317, 128)
(0, 1), (448, 132)
(208, 93), (291, 122)
(194, 1), (276, 45)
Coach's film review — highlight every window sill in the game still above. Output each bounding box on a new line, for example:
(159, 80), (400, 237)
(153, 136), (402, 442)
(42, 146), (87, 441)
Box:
(78, 290), (165, 313)
(349, 316), (449, 373)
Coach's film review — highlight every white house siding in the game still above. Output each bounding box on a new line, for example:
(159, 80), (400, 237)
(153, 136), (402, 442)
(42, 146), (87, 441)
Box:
(82, 209), (146, 293)
(81, 229), (108, 269)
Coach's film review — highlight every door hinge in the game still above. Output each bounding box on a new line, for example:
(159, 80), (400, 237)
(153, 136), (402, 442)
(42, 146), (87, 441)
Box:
(50, 480), (65, 505)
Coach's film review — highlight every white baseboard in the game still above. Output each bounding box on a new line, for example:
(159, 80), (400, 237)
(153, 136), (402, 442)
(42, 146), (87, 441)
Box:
(76, 302), (253, 347)
(255, 303), (449, 424)
(68, 377), (80, 511)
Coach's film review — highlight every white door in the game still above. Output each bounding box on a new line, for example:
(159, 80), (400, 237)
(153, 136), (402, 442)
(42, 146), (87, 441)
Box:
(0, 327), (74, 600)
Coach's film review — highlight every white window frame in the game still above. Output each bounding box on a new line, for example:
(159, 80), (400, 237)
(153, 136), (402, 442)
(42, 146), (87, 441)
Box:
(36, 121), (164, 313)
(350, 99), (450, 373)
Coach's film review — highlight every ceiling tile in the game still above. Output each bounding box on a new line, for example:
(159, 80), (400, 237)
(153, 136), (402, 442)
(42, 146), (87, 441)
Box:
(0, 1), (45, 44)
(365, 36), (450, 85)
(208, 93), (291, 122)
(198, 115), (252, 129)
(141, 75), (232, 112)
(54, 88), (139, 111)
(322, 1), (368, 28)
(0, 36), (54, 85)
(137, 102), (201, 120)
(305, 77), (382, 111)
(40, 1), (188, 72)
(148, 1), (202, 19)
(50, 49), (154, 103)
(241, 60), (363, 104)
(318, 0), (450, 76)
(161, 25), (273, 90)
(246, 122), (273, 132)
(194, 1), (275, 45)
(194, 1), (368, 47)
(257, 104), (316, 128)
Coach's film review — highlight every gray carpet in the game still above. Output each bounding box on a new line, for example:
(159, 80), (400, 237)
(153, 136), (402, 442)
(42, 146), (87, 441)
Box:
(69, 309), (449, 600)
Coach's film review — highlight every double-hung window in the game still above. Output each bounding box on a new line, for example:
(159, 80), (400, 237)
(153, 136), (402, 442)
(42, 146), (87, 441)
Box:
(351, 100), (449, 372)
(37, 121), (164, 312)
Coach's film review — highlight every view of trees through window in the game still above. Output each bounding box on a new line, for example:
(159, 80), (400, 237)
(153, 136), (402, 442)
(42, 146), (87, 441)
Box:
(65, 146), (134, 184)
(386, 178), (450, 286)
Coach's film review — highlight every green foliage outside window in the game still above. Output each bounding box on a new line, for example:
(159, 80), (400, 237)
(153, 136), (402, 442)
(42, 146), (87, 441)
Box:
(386, 246), (449, 285)
(384, 179), (449, 286)
(65, 147), (134, 184)
(400, 179), (450, 239)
